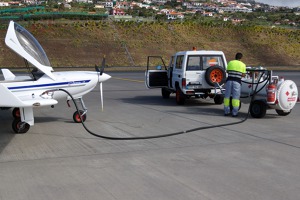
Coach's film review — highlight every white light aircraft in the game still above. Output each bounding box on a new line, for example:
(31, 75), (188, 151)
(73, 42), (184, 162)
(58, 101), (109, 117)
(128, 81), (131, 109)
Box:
(0, 21), (111, 133)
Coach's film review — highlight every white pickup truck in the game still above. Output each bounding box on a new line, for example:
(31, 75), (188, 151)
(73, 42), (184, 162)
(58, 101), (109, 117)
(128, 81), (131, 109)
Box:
(145, 50), (227, 105)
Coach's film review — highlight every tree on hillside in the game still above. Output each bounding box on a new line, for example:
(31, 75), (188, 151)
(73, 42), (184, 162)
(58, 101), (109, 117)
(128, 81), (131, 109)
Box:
(164, 0), (181, 9)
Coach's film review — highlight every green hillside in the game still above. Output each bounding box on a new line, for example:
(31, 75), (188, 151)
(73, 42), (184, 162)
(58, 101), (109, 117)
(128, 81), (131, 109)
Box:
(0, 20), (299, 70)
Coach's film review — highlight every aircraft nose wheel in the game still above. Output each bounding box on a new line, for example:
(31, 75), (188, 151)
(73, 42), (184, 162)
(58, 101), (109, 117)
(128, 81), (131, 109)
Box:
(12, 118), (30, 133)
(73, 110), (87, 123)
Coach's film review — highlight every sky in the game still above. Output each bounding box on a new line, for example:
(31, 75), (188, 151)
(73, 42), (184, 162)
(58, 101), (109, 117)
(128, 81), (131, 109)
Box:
(256, 0), (300, 7)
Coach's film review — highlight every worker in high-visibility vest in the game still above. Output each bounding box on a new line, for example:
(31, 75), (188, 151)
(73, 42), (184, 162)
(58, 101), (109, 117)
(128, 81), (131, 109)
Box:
(224, 53), (246, 117)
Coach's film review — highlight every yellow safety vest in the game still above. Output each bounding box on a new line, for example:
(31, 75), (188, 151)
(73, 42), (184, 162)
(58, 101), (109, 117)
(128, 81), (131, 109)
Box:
(227, 60), (246, 74)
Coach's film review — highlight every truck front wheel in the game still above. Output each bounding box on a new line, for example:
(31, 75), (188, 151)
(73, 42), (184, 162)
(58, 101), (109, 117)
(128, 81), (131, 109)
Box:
(176, 88), (185, 105)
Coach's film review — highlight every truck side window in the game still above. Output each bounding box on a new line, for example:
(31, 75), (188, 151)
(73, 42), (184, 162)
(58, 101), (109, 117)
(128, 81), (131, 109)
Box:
(187, 55), (201, 71)
(175, 55), (184, 69)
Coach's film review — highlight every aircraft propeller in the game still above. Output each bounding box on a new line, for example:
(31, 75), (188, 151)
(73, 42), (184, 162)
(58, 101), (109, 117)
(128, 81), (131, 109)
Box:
(95, 56), (106, 111)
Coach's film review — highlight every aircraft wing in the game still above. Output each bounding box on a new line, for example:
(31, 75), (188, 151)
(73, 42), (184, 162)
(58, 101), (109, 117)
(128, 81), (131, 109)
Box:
(0, 84), (58, 107)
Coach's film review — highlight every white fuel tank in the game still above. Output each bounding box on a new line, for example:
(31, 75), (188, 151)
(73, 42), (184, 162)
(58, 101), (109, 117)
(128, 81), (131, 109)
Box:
(270, 80), (298, 111)
(240, 77), (298, 112)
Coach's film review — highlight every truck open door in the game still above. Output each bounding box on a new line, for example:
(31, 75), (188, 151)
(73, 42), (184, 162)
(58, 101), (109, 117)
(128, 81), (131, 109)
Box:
(145, 56), (168, 89)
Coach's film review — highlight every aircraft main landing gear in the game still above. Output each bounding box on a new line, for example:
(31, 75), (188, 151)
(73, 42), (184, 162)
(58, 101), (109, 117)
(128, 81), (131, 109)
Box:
(11, 107), (32, 134)
(12, 107), (20, 118)
(12, 118), (30, 133)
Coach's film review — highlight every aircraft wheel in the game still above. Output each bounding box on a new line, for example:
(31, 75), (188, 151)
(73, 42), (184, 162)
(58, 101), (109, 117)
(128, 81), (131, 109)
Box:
(12, 118), (30, 134)
(73, 110), (87, 123)
(12, 108), (20, 118)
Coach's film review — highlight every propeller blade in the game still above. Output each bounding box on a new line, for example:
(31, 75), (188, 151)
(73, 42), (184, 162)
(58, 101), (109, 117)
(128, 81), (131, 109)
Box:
(95, 64), (100, 72)
(100, 82), (103, 111)
(100, 56), (105, 76)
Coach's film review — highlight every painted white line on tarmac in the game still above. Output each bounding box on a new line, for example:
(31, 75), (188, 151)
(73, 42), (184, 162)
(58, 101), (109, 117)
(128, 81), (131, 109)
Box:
(112, 77), (144, 83)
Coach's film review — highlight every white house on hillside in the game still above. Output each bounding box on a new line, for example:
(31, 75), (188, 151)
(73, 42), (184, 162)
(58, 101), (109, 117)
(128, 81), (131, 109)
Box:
(0, 2), (9, 6)
(152, 0), (167, 5)
(219, 6), (252, 12)
(166, 12), (184, 20)
(143, 0), (152, 4)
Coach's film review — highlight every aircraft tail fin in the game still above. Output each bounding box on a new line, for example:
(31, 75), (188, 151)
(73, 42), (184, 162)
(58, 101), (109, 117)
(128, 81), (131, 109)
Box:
(1, 69), (16, 80)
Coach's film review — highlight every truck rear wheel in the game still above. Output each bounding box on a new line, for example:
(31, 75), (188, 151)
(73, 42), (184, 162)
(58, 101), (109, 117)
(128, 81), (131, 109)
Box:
(161, 88), (171, 99)
(214, 94), (224, 105)
(250, 100), (267, 118)
(176, 88), (185, 105)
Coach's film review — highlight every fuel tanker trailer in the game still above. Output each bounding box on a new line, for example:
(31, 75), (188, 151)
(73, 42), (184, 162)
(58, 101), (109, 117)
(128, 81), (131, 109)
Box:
(240, 67), (298, 118)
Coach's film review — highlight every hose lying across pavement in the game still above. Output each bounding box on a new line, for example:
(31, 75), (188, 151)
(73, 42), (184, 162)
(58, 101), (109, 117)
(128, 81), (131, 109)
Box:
(57, 72), (268, 140)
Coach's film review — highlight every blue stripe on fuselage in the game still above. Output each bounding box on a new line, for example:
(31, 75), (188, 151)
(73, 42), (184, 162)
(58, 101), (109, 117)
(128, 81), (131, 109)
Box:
(8, 80), (91, 90)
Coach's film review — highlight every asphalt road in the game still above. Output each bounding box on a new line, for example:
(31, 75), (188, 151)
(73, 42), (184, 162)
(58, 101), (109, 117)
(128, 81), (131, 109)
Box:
(0, 71), (299, 200)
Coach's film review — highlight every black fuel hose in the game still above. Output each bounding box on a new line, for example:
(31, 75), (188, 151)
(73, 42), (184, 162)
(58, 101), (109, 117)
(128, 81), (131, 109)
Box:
(57, 73), (262, 140)
(241, 72), (270, 98)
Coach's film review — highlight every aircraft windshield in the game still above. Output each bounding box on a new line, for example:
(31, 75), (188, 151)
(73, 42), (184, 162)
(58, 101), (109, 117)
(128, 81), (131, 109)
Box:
(14, 22), (51, 66)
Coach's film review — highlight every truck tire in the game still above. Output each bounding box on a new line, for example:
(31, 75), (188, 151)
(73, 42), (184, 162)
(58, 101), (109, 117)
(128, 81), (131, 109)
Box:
(214, 94), (224, 105)
(205, 66), (226, 87)
(250, 100), (267, 118)
(161, 88), (171, 99)
(176, 88), (185, 105)
(275, 109), (291, 116)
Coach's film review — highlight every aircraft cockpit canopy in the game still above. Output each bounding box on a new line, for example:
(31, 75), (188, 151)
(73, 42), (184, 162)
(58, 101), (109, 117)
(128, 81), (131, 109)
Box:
(14, 22), (51, 67)
(5, 21), (56, 80)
